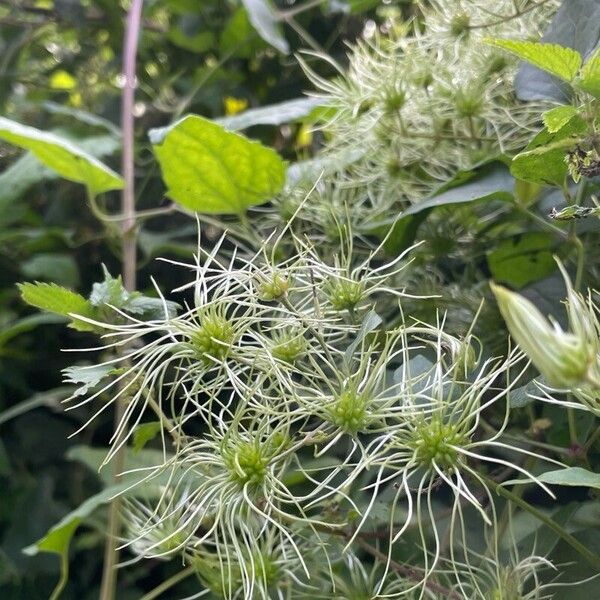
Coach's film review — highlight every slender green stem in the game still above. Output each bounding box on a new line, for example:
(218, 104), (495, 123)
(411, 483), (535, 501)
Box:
(495, 455), (536, 542)
(584, 425), (600, 452)
(90, 203), (176, 224)
(516, 204), (568, 239)
(48, 552), (69, 600)
(570, 230), (585, 292)
(0, 390), (64, 426)
(98, 399), (126, 600)
(146, 392), (182, 445)
(483, 475), (600, 570)
(567, 400), (579, 447)
(139, 565), (196, 600)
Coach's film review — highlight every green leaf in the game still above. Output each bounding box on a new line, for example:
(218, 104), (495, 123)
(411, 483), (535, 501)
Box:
(375, 212), (428, 256)
(241, 0), (289, 54)
(401, 162), (515, 218)
(21, 253), (79, 288)
(89, 266), (179, 318)
(509, 376), (548, 408)
(151, 114), (286, 214)
(0, 388), (68, 426)
(23, 483), (131, 558)
(133, 422), (162, 452)
(514, 179), (542, 205)
(220, 7), (266, 58)
(18, 282), (95, 331)
(578, 47), (600, 97)
(88, 266), (130, 308)
(511, 115), (587, 186)
(0, 313), (65, 348)
(0, 117), (123, 195)
(344, 310), (382, 364)
(515, 0), (600, 102)
(286, 147), (365, 186)
(0, 134), (120, 210)
(485, 39), (582, 82)
(542, 105), (579, 133)
(537, 467), (600, 490)
(66, 445), (170, 487)
(63, 364), (115, 397)
(215, 97), (322, 131)
(487, 232), (557, 289)
(22, 479), (163, 600)
(127, 296), (179, 319)
(168, 27), (215, 53)
(41, 102), (121, 136)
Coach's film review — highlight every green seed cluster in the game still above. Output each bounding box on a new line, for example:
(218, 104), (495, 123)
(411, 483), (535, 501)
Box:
(223, 441), (270, 487)
(252, 551), (279, 585)
(327, 387), (369, 434)
(450, 12), (471, 37)
(326, 277), (365, 312)
(258, 272), (290, 302)
(190, 311), (236, 363)
(412, 418), (466, 470)
(454, 88), (484, 118)
(271, 332), (307, 364)
(490, 567), (523, 600)
(383, 88), (406, 113)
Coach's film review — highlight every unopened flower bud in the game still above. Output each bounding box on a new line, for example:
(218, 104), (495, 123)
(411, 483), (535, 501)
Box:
(491, 281), (599, 389)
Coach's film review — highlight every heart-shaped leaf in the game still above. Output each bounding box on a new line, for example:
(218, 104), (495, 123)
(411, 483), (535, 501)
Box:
(151, 115), (286, 214)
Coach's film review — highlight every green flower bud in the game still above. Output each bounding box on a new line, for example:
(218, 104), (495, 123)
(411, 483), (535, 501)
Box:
(491, 281), (600, 389)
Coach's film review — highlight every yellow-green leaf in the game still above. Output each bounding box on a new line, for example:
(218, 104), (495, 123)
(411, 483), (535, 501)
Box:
(0, 116), (123, 195)
(150, 114), (286, 214)
(511, 115), (586, 186)
(578, 47), (600, 97)
(18, 282), (95, 331)
(542, 105), (579, 133)
(485, 39), (582, 82)
(133, 421), (162, 452)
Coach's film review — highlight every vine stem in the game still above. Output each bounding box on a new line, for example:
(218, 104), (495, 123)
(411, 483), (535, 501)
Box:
(355, 538), (462, 600)
(98, 1), (144, 599)
(139, 565), (196, 600)
(483, 475), (600, 571)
